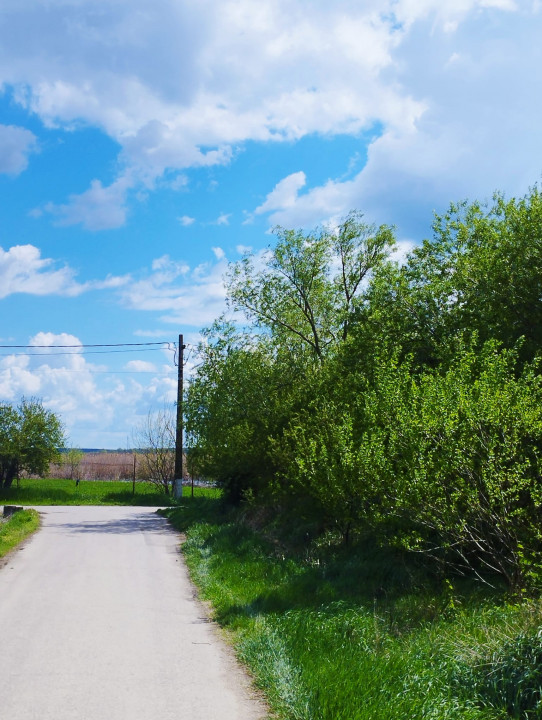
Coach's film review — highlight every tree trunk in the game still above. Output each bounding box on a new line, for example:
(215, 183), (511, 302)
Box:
(1, 460), (18, 489)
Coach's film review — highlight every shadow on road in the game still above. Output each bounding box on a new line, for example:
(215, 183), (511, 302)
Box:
(42, 511), (179, 536)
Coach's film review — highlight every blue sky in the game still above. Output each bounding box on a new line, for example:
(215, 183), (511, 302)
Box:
(0, 0), (541, 447)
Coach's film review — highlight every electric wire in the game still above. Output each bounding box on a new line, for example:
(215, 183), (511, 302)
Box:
(0, 339), (193, 374)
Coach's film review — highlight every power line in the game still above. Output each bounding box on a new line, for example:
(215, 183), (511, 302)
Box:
(0, 342), (170, 349)
(0, 348), (172, 357)
(46, 370), (175, 376)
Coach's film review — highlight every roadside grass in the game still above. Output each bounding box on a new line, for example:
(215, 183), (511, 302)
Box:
(0, 509), (40, 558)
(164, 495), (542, 720)
(0, 477), (176, 506)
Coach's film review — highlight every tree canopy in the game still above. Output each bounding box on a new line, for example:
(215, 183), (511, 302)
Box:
(186, 187), (542, 591)
(0, 398), (65, 489)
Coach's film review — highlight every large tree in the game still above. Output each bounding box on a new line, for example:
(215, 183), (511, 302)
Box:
(0, 398), (65, 489)
(227, 211), (395, 360)
(362, 186), (542, 371)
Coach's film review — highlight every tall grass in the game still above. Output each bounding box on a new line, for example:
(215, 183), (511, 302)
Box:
(165, 496), (542, 720)
(49, 451), (137, 481)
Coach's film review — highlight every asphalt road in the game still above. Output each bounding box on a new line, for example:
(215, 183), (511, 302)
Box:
(0, 506), (267, 720)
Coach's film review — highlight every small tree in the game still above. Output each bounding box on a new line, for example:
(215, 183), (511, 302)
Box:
(63, 447), (84, 484)
(134, 408), (176, 495)
(0, 398), (65, 489)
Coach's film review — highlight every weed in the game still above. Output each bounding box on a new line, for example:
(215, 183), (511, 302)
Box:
(164, 496), (538, 719)
(0, 509), (40, 557)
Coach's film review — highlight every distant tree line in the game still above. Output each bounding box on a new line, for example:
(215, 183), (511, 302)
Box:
(186, 187), (542, 591)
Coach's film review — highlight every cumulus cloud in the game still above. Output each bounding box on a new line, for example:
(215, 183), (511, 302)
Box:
(0, 244), (80, 298)
(120, 252), (228, 327)
(0, 0), (535, 234)
(0, 124), (37, 174)
(251, 2), (542, 238)
(42, 176), (133, 231)
(0, 0), (422, 229)
(0, 331), (178, 447)
(255, 172), (307, 215)
(0, 244), (129, 298)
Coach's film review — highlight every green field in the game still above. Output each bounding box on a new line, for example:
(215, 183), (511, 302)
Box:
(0, 477), (175, 506)
(164, 494), (542, 720)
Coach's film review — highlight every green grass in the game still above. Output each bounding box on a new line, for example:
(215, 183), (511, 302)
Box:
(0, 509), (40, 558)
(164, 496), (542, 720)
(0, 477), (176, 506)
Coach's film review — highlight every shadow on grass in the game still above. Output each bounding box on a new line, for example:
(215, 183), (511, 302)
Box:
(0, 483), (174, 507)
(0, 486), (75, 504)
(164, 496), (501, 632)
(101, 491), (174, 506)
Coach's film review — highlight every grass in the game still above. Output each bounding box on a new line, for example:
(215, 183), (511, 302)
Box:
(164, 495), (542, 720)
(0, 509), (40, 558)
(0, 477), (176, 506)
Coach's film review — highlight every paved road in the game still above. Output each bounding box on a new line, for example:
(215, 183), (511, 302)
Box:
(0, 506), (267, 720)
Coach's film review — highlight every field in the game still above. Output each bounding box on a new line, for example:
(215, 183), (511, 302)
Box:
(49, 451), (139, 481)
(0, 477), (174, 506)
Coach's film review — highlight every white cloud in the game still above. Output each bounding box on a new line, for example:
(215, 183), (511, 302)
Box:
(125, 360), (157, 373)
(212, 246), (225, 260)
(178, 215), (195, 226)
(0, 0), (533, 234)
(215, 213), (230, 226)
(0, 244), (129, 299)
(42, 176), (133, 231)
(250, 2), (541, 238)
(0, 244), (79, 299)
(120, 252), (228, 327)
(236, 244), (252, 255)
(255, 171), (306, 215)
(0, 124), (37, 174)
(0, 1), (421, 229)
(0, 331), (178, 448)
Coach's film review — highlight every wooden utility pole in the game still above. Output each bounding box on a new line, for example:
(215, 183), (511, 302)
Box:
(174, 334), (185, 499)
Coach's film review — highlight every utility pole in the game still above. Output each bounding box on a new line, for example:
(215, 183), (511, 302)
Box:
(174, 334), (185, 499)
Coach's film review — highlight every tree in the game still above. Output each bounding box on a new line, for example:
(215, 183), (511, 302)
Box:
(63, 447), (84, 484)
(0, 398), (65, 489)
(227, 211), (395, 360)
(186, 320), (304, 503)
(134, 407), (176, 495)
(361, 185), (542, 371)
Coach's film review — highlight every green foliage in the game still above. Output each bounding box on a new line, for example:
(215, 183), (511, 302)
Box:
(63, 447), (84, 480)
(364, 185), (542, 369)
(227, 211), (396, 359)
(186, 188), (542, 590)
(276, 400), (390, 543)
(0, 398), (65, 489)
(165, 494), (541, 720)
(186, 321), (309, 503)
(381, 342), (542, 589)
